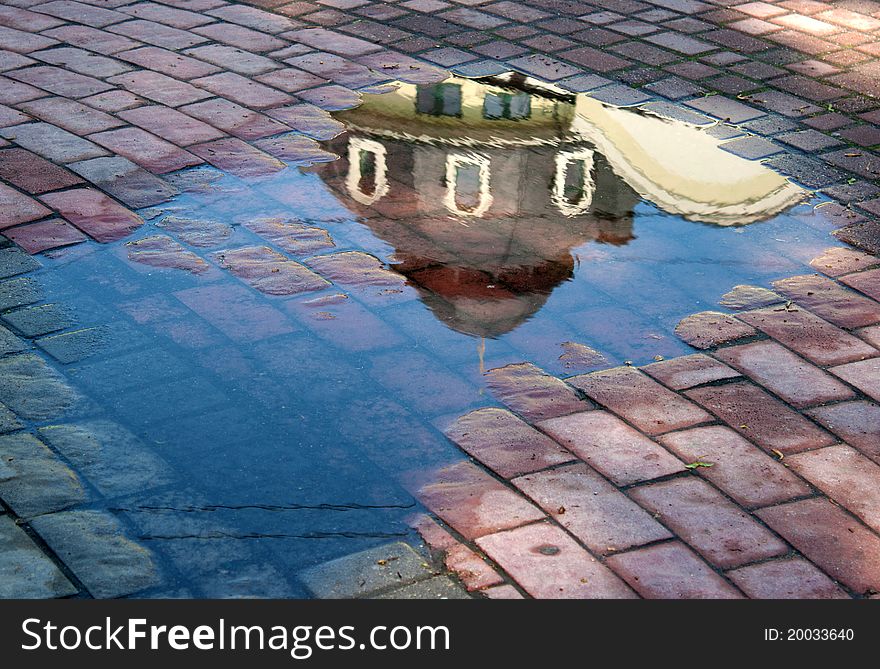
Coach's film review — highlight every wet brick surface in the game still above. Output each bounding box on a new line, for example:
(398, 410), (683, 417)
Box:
(0, 0), (879, 600)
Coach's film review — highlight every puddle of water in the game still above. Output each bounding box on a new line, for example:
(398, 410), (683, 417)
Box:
(17, 74), (844, 596)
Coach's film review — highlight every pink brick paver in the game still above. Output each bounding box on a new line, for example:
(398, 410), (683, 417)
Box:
(713, 339), (856, 408)
(642, 353), (741, 390)
(537, 410), (686, 486)
(567, 366), (713, 435)
(0, 181), (52, 228)
(405, 461), (545, 541)
(628, 477), (789, 569)
(476, 522), (637, 599)
(757, 498), (880, 595)
(4, 218), (87, 253)
(738, 306), (878, 366)
(657, 425), (811, 508)
(841, 268), (880, 303)
(787, 444), (880, 534)
(830, 357), (880, 401)
(727, 557), (849, 599)
(686, 381), (837, 454)
(484, 362), (589, 422)
(39, 188), (143, 242)
(773, 274), (880, 329)
(605, 542), (743, 599)
(443, 408), (574, 479)
(806, 401), (880, 463)
(674, 310), (757, 349)
(513, 463), (673, 554)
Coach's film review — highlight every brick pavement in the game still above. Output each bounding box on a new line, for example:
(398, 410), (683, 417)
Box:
(0, 0), (879, 598)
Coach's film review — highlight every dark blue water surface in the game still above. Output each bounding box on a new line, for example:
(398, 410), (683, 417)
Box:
(23, 79), (847, 597)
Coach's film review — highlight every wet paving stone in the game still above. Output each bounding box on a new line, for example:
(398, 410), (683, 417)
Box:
(175, 283), (296, 342)
(155, 215), (232, 248)
(0, 402), (23, 434)
(811, 246), (880, 277)
(376, 575), (470, 599)
(70, 156), (179, 209)
(0, 182), (52, 229)
(757, 497), (880, 595)
(89, 127), (203, 175)
(773, 273), (880, 328)
(606, 542), (743, 599)
(0, 432), (91, 517)
(657, 425), (811, 508)
(126, 235), (210, 275)
(484, 362), (588, 422)
(266, 103), (347, 140)
(299, 541), (437, 598)
(40, 188), (144, 243)
(416, 525), (502, 592)
(0, 515), (77, 599)
(642, 353), (741, 390)
(788, 444), (880, 534)
(568, 366), (713, 435)
(1, 122), (109, 164)
(476, 522), (637, 599)
(674, 310), (758, 349)
(35, 326), (111, 364)
(180, 98), (290, 140)
(0, 246), (40, 279)
(726, 557), (850, 599)
(0, 353), (95, 421)
(830, 356), (880, 402)
(253, 133), (338, 165)
(685, 380), (836, 454)
(38, 420), (173, 498)
(538, 410), (685, 486)
(513, 463), (672, 554)
(0, 276), (43, 311)
(305, 250), (406, 292)
(806, 400), (880, 464)
(406, 461), (545, 541)
(30, 509), (162, 598)
(0, 147), (84, 194)
(714, 339), (856, 408)
(738, 305), (878, 365)
(297, 84), (362, 111)
(211, 245), (329, 295)
(444, 407), (574, 479)
(835, 220), (880, 256)
(718, 284), (784, 310)
(4, 219), (88, 254)
(628, 476), (788, 569)
(189, 137), (286, 178)
(244, 216), (335, 255)
(0, 323), (27, 355)
(840, 267), (880, 303)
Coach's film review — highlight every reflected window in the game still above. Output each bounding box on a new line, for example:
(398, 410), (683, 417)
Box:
(416, 84), (463, 117)
(444, 153), (492, 218)
(346, 137), (389, 205)
(453, 162), (482, 213)
(562, 159), (588, 204)
(483, 92), (531, 120)
(552, 150), (595, 217)
(358, 149), (377, 197)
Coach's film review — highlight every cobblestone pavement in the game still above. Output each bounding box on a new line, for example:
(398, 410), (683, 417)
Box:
(0, 0), (879, 599)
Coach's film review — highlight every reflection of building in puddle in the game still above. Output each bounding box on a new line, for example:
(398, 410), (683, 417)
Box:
(311, 75), (805, 338)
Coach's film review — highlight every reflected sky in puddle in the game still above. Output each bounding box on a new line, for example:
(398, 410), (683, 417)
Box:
(26, 75), (845, 596)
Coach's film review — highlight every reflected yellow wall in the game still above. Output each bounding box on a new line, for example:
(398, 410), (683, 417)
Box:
(335, 78), (575, 145)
